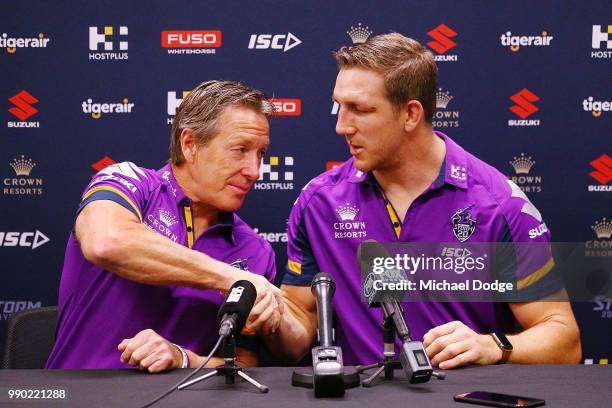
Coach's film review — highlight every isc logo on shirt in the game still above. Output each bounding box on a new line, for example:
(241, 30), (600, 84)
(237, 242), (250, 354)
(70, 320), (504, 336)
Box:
(248, 33), (302, 52)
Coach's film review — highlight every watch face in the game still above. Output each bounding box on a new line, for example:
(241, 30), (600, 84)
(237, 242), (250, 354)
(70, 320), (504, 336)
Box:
(494, 333), (513, 351)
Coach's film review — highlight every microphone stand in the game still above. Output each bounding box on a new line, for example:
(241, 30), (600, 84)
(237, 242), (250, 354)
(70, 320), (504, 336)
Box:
(177, 335), (269, 393)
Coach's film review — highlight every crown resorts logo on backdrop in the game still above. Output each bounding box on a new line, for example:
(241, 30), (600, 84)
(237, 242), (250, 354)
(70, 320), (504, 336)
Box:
(508, 153), (541, 193)
(271, 99), (302, 116)
(426, 24), (458, 62)
(255, 156), (294, 190)
(91, 156), (117, 177)
(591, 24), (611, 59)
(583, 97), (611, 117)
(333, 203), (367, 239)
(0, 32), (50, 54)
(588, 153), (612, 192)
(82, 98), (134, 119)
(433, 88), (459, 128)
(167, 90), (190, 124)
(7, 90), (39, 128)
(89, 26), (128, 60)
(248, 32), (302, 52)
(500, 31), (553, 52)
(508, 88), (540, 126)
(3, 155), (43, 196)
(347, 23), (373, 44)
(161, 30), (221, 55)
(585, 217), (611, 258)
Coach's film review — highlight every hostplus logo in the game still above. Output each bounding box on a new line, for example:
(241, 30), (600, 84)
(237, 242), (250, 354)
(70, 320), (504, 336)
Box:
(433, 88), (459, 128)
(0, 231), (50, 249)
(346, 23), (373, 44)
(167, 90), (190, 124)
(426, 24), (458, 62)
(508, 153), (541, 193)
(82, 98), (134, 119)
(0, 301), (42, 321)
(89, 26), (128, 60)
(500, 31), (553, 52)
(162, 30), (221, 55)
(588, 153), (611, 192)
(333, 203), (367, 239)
(271, 99), (302, 116)
(591, 24), (611, 59)
(253, 228), (288, 243)
(583, 97), (611, 117)
(7, 90), (39, 128)
(585, 217), (612, 258)
(248, 33), (302, 52)
(3, 155), (43, 196)
(508, 88), (540, 126)
(1, 32), (50, 54)
(255, 156), (294, 190)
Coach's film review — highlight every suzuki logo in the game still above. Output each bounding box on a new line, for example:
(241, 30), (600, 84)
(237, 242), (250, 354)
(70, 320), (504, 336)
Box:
(8, 90), (39, 121)
(427, 24), (457, 54)
(248, 33), (302, 52)
(509, 88), (540, 119)
(589, 154), (612, 185)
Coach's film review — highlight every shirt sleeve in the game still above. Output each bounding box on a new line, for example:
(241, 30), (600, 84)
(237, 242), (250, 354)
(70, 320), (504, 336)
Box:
(78, 162), (150, 222)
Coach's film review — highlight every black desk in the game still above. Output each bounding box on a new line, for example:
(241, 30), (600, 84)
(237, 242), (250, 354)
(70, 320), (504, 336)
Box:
(0, 365), (609, 407)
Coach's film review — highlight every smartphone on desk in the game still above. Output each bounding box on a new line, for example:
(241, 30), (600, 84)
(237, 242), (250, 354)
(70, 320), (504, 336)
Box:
(454, 391), (545, 407)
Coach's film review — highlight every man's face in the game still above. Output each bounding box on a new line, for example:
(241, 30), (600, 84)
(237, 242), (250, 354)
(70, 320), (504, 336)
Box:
(333, 68), (407, 172)
(189, 106), (269, 212)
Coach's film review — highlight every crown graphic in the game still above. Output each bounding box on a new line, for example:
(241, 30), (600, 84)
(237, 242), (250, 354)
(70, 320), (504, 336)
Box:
(510, 153), (535, 174)
(592, 217), (612, 239)
(336, 203), (359, 221)
(159, 208), (178, 227)
(435, 88), (453, 109)
(9, 155), (36, 176)
(347, 23), (373, 44)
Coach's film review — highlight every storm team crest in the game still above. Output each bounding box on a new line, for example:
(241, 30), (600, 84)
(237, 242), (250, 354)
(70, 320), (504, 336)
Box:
(230, 258), (250, 272)
(451, 206), (477, 242)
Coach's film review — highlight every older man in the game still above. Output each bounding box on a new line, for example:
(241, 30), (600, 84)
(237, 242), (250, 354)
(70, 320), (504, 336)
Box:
(47, 80), (283, 372)
(265, 33), (581, 369)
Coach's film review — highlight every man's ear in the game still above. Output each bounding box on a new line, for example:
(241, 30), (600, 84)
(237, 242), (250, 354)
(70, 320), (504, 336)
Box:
(402, 100), (425, 132)
(180, 129), (198, 163)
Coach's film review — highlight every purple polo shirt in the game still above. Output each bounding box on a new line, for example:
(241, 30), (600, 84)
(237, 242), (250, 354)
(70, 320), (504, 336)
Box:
(283, 132), (560, 365)
(47, 162), (276, 369)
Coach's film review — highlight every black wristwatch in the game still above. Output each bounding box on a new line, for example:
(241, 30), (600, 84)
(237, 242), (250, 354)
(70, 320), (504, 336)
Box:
(490, 333), (513, 364)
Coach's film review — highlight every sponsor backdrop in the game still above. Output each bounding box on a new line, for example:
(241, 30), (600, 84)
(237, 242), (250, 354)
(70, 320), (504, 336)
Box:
(1, 1), (610, 364)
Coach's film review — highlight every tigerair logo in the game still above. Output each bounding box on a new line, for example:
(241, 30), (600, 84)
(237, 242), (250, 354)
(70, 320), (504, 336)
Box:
(585, 217), (611, 257)
(167, 90), (190, 124)
(500, 31), (553, 51)
(91, 156), (117, 177)
(88, 26), (128, 60)
(3, 155), (43, 196)
(508, 88), (540, 126)
(347, 23), (373, 44)
(1, 33), (50, 54)
(255, 156), (294, 190)
(508, 153), (541, 193)
(433, 88), (459, 128)
(248, 33), (302, 52)
(161, 30), (221, 55)
(82, 98), (134, 119)
(253, 228), (288, 243)
(0, 231), (50, 249)
(426, 24), (458, 61)
(583, 97), (611, 117)
(7, 90), (40, 128)
(271, 99), (301, 116)
(591, 24), (612, 59)
(588, 154), (612, 192)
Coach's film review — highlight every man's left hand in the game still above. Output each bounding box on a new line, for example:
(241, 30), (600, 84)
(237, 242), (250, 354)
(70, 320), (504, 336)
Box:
(423, 321), (502, 369)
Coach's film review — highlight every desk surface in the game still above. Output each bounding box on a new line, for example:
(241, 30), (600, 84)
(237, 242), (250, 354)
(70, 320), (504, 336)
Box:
(0, 365), (609, 408)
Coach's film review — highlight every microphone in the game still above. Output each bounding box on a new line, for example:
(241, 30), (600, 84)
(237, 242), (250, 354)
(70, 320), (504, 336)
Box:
(358, 240), (434, 383)
(217, 280), (257, 337)
(310, 272), (345, 397)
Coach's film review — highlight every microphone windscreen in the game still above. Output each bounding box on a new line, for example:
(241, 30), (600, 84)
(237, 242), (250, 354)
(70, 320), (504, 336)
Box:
(217, 280), (257, 333)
